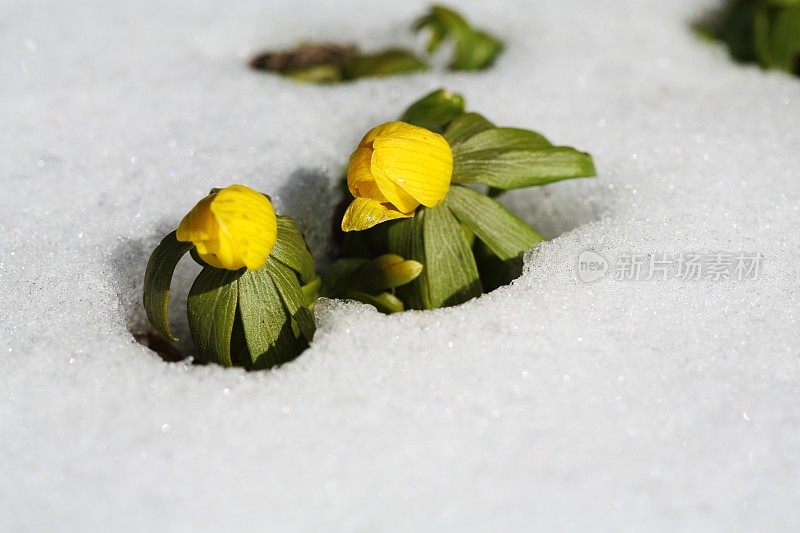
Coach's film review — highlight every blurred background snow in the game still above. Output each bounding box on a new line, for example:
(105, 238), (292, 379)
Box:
(1, 0), (799, 530)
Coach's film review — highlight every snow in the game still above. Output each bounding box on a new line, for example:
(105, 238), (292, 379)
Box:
(2, 0), (800, 530)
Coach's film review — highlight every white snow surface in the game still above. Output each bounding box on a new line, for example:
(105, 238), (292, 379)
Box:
(2, 0), (800, 530)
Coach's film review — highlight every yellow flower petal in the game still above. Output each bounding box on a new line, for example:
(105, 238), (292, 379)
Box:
(347, 145), (386, 202)
(371, 124), (452, 207)
(176, 194), (218, 243)
(370, 160), (420, 213)
(341, 198), (412, 232)
(343, 121), (453, 231)
(358, 121), (411, 146)
(193, 238), (235, 270)
(177, 184), (277, 270)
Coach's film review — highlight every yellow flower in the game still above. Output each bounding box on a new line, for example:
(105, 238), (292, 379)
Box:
(176, 184), (277, 271)
(342, 121), (453, 231)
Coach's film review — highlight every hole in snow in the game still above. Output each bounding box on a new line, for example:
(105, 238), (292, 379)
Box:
(123, 168), (607, 367)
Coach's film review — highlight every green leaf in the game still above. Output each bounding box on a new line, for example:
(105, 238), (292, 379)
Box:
(710, 0), (800, 76)
(386, 215), (427, 310)
(444, 113), (496, 145)
(319, 255), (421, 313)
(472, 238), (524, 292)
(767, 0), (800, 8)
(414, 8), (450, 54)
(346, 48), (428, 79)
(449, 125), (594, 189)
(271, 216), (316, 284)
(187, 267), (241, 366)
(388, 207), (482, 309)
(400, 88), (466, 131)
(754, 5), (773, 67)
(344, 291), (405, 314)
(238, 265), (301, 369)
(301, 276), (322, 305)
(766, 6), (800, 71)
(287, 64), (344, 84)
(359, 254), (423, 292)
(266, 260), (316, 342)
(452, 145), (596, 189)
(142, 231), (193, 342)
(414, 5), (503, 71)
(456, 127), (552, 152)
(319, 258), (367, 298)
(445, 185), (543, 262)
(229, 310), (251, 368)
(422, 204), (482, 308)
(469, 30), (504, 70)
(249, 42), (355, 84)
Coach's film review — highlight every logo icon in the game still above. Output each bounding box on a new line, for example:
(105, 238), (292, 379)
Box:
(577, 250), (608, 282)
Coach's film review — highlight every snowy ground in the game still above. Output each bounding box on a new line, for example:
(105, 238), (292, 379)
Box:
(2, 0), (800, 531)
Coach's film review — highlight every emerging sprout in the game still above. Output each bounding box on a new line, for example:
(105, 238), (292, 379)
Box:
(335, 89), (596, 311)
(143, 185), (318, 369)
(414, 4), (504, 71)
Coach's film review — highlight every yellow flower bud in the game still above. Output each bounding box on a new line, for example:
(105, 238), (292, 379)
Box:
(176, 184), (277, 271)
(342, 121), (453, 231)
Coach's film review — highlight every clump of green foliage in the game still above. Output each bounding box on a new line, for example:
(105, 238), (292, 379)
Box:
(249, 4), (504, 83)
(329, 89), (596, 311)
(699, 0), (800, 76)
(249, 43), (428, 84)
(414, 5), (504, 71)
